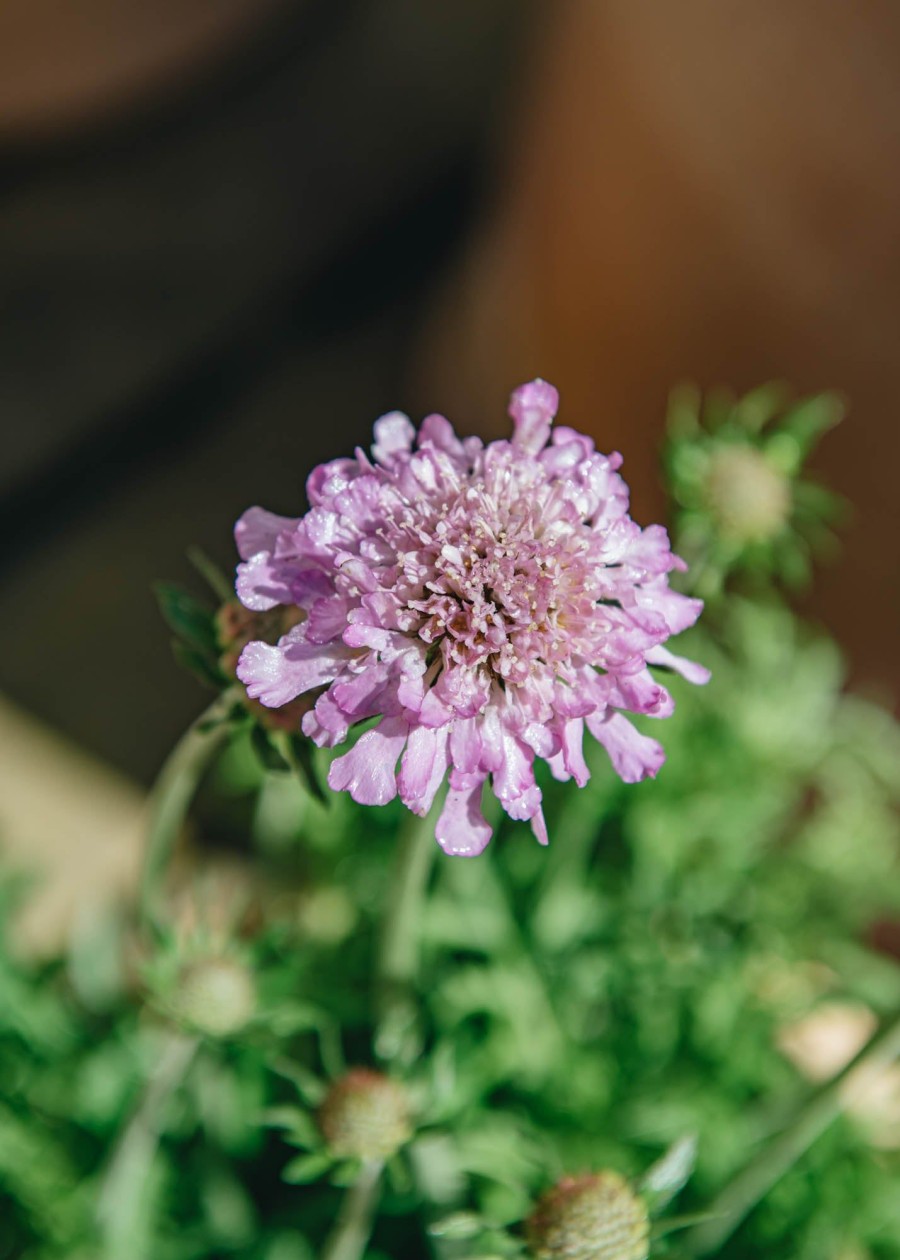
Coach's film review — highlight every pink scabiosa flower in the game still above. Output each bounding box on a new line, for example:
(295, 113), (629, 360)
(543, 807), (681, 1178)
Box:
(234, 381), (708, 855)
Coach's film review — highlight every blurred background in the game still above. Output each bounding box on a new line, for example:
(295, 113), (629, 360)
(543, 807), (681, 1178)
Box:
(1, 0), (899, 945)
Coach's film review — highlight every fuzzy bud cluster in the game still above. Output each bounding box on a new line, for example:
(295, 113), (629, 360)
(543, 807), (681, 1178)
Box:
(526, 1172), (649, 1260)
(317, 1069), (411, 1161)
(705, 445), (790, 544)
(173, 956), (256, 1037)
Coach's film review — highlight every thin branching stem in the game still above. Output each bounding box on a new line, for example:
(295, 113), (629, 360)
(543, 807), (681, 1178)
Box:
(96, 1033), (199, 1258)
(687, 1009), (900, 1254)
(320, 1159), (384, 1260)
(374, 805), (438, 1061)
(140, 691), (236, 931)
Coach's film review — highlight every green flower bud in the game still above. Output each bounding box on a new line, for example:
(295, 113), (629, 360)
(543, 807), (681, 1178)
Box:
(318, 1069), (411, 1160)
(173, 956), (256, 1037)
(706, 445), (790, 543)
(526, 1172), (649, 1260)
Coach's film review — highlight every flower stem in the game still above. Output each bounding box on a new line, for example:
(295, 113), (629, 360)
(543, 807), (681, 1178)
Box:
(374, 806), (438, 1063)
(97, 1032), (199, 1258)
(139, 692), (236, 931)
(687, 1009), (900, 1254)
(320, 1159), (384, 1260)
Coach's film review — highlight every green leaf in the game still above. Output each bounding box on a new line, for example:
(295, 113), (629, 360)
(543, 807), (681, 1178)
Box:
(187, 545), (234, 602)
(250, 724), (291, 773)
(265, 1001), (333, 1037)
(264, 1107), (320, 1151)
(666, 384), (702, 438)
(286, 734), (329, 804)
(155, 582), (219, 655)
(330, 1159), (364, 1187)
(780, 393), (844, 460)
(734, 381), (789, 434)
(171, 638), (227, 690)
(640, 1134), (697, 1213)
(282, 1152), (334, 1184)
(429, 1212), (484, 1240)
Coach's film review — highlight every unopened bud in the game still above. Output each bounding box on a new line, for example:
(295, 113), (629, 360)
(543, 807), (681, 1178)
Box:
(173, 956), (256, 1037)
(706, 445), (790, 543)
(217, 601), (309, 729)
(318, 1069), (411, 1160)
(526, 1172), (649, 1260)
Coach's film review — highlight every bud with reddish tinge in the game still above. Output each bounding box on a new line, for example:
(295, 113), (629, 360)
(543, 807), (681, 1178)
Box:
(216, 601), (309, 730)
(317, 1069), (411, 1161)
(526, 1172), (649, 1260)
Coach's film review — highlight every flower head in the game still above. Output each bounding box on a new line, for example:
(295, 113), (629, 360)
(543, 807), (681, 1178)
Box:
(170, 955), (256, 1038)
(318, 1069), (411, 1160)
(234, 381), (708, 854)
(665, 382), (844, 595)
(526, 1171), (649, 1260)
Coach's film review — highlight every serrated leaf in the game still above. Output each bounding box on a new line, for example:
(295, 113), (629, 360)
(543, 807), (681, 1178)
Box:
(186, 545), (233, 602)
(282, 1152), (334, 1184)
(271, 1059), (328, 1106)
(640, 1134), (697, 1212)
(780, 393), (844, 460)
(266, 1001), (332, 1037)
(330, 1159), (363, 1187)
(155, 583), (219, 655)
(651, 1210), (720, 1239)
(429, 1212), (484, 1240)
(734, 381), (789, 434)
(264, 1107), (320, 1150)
(666, 384), (702, 438)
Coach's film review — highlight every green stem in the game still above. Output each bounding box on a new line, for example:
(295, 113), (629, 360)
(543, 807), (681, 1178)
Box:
(322, 810), (437, 1259)
(96, 1033), (199, 1258)
(687, 1009), (900, 1254)
(374, 806), (438, 1062)
(139, 692), (235, 931)
(320, 1159), (384, 1260)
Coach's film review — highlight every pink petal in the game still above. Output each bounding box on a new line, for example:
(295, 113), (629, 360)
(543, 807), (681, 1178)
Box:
(508, 379), (559, 454)
(418, 413), (469, 463)
(493, 730), (542, 821)
(372, 412), (416, 466)
(331, 663), (392, 718)
(559, 718), (590, 787)
(306, 596), (353, 644)
(602, 669), (674, 719)
(435, 781), (492, 856)
(646, 645), (711, 685)
(449, 708), (504, 776)
(236, 553), (301, 612)
(305, 457), (360, 508)
(398, 726), (450, 815)
(302, 691), (350, 747)
(634, 580), (704, 635)
(327, 718), (409, 806)
(234, 507), (296, 561)
(587, 711), (665, 783)
(237, 638), (353, 707)
(530, 805), (549, 846)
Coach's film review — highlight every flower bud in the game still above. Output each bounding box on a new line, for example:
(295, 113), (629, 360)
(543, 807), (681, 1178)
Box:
(706, 445), (790, 543)
(217, 601), (309, 730)
(173, 956), (256, 1037)
(526, 1172), (649, 1260)
(318, 1069), (411, 1160)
